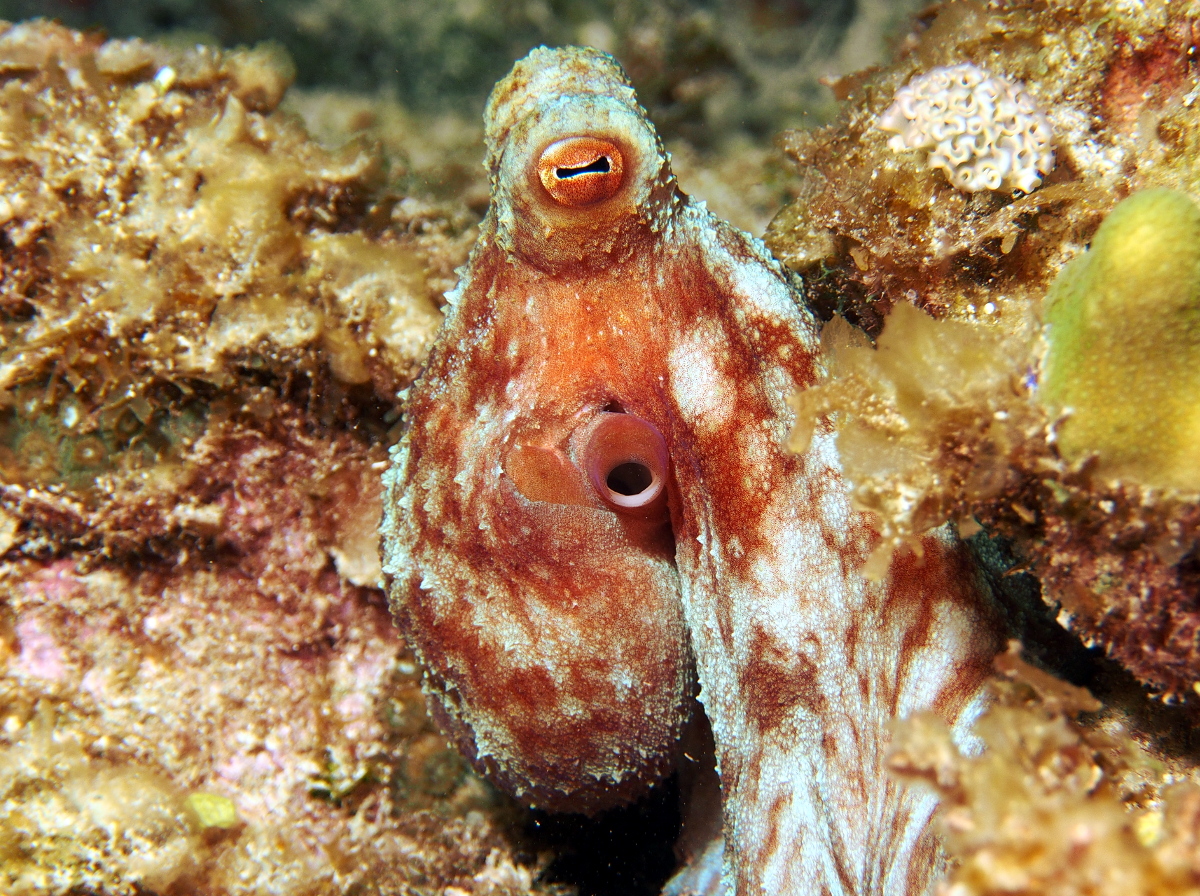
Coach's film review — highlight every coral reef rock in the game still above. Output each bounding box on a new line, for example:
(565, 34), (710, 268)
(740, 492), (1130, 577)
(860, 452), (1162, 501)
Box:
(766, 0), (1200, 332)
(0, 19), (550, 896)
(890, 644), (1200, 896)
(772, 0), (1200, 705)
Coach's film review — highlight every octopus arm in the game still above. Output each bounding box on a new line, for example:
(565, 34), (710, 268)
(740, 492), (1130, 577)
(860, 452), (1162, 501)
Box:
(661, 211), (998, 895)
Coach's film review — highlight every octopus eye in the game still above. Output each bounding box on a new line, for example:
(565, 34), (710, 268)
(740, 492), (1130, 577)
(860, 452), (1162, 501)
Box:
(536, 136), (625, 207)
(582, 411), (668, 514)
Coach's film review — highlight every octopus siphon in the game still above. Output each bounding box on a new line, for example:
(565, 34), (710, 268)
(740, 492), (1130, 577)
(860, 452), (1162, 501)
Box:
(381, 46), (1000, 896)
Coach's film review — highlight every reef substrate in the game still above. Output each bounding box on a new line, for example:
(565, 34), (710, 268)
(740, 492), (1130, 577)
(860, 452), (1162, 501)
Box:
(772, 0), (1200, 707)
(771, 1), (1200, 890)
(0, 19), (554, 896)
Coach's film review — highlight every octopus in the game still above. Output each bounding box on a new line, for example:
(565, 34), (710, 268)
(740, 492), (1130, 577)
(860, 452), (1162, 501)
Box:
(381, 47), (1001, 896)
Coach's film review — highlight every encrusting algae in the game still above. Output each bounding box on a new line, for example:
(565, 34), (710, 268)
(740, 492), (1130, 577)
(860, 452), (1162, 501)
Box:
(0, 18), (559, 896)
(890, 643), (1200, 896)
(774, 0), (1200, 707)
(0, 17), (487, 566)
(787, 301), (1036, 580)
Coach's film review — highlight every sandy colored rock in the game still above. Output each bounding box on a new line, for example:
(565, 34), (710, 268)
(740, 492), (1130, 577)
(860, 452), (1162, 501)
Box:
(0, 19), (552, 896)
(889, 644), (1200, 896)
(775, 0), (1200, 704)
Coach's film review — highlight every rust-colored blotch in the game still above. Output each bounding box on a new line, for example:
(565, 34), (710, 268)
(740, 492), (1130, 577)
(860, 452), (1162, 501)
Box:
(537, 136), (625, 207)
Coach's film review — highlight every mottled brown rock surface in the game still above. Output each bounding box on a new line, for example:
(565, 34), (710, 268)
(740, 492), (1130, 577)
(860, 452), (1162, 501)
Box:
(774, 0), (1200, 705)
(0, 19), (554, 896)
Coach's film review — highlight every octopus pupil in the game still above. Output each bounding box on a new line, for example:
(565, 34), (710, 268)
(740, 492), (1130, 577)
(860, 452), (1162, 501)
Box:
(607, 461), (653, 496)
(557, 156), (611, 179)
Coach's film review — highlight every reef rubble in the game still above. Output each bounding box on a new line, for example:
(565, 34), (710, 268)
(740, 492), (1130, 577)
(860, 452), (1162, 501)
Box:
(771, 0), (1200, 707)
(0, 18), (554, 896)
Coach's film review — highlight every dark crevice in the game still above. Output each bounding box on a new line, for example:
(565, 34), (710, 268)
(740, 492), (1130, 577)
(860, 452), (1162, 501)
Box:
(524, 775), (682, 896)
(968, 529), (1200, 760)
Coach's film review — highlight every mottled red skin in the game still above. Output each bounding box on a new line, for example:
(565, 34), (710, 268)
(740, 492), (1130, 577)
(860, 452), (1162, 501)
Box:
(382, 47), (1001, 893)
(384, 234), (732, 811)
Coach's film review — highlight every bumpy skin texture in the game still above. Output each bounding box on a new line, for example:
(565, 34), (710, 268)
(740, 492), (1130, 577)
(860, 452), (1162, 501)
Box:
(381, 47), (1001, 894)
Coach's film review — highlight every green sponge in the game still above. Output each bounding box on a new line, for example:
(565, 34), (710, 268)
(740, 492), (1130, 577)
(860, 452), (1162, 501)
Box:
(1042, 188), (1200, 490)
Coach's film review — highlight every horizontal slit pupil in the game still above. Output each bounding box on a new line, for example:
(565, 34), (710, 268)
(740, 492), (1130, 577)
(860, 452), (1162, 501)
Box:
(607, 462), (653, 496)
(556, 156), (611, 179)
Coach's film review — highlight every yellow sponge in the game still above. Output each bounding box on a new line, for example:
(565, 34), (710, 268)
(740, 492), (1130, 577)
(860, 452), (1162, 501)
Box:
(1042, 188), (1200, 490)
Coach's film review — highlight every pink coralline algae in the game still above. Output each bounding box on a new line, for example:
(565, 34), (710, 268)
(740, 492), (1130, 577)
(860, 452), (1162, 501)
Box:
(0, 21), (538, 892)
(381, 47), (1002, 895)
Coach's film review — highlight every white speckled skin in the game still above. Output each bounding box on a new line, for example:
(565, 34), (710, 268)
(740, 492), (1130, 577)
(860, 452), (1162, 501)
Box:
(381, 46), (1000, 894)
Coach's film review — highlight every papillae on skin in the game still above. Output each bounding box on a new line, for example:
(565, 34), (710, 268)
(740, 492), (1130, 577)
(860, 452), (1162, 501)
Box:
(381, 47), (1001, 896)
